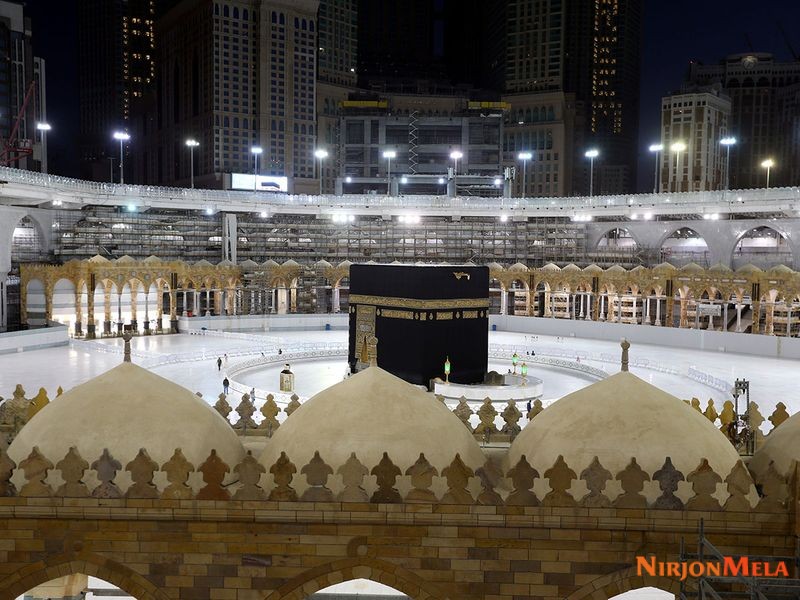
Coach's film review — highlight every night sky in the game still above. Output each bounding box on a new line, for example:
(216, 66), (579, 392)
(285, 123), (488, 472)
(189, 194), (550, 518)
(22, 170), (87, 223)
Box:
(24, 0), (800, 190)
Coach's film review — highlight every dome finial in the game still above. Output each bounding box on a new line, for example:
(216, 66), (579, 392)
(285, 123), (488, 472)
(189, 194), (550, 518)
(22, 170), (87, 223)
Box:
(122, 331), (133, 363)
(368, 335), (379, 366)
(620, 338), (630, 372)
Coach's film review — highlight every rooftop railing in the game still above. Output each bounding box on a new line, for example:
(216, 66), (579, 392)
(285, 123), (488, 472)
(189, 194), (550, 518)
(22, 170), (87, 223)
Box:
(2, 166), (799, 214)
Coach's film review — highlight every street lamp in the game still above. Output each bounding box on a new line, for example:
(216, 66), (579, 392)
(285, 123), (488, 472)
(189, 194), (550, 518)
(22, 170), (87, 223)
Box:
(185, 139), (199, 189)
(518, 151), (532, 197)
(648, 144), (663, 193)
(720, 137), (736, 190)
(761, 158), (774, 189)
(450, 150), (463, 196)
(670, 141), (686, 193)
(584, 149), (599, 197)
(251, 146), (263, 192)
(314, 148), (328, 194)
(382, 149), (396, 195)
(113, 131), (131, 184)
(36, 122), (51, 174)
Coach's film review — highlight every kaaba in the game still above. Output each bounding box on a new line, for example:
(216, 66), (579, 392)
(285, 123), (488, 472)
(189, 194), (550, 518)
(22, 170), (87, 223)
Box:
(348, 264), (489, 386)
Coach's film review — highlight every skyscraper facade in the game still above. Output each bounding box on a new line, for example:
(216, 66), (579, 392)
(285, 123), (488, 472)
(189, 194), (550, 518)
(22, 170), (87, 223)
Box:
(687, 53), (800, 189)
(77, 0), (155, 181)
(660, 89), (731, 193)
(488, 0), (642, 195)
(138, 0), (319, 192)
(0, 1), (46, 173)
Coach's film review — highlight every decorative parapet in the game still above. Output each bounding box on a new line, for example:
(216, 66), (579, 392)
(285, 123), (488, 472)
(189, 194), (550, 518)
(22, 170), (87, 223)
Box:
(0, 446), (791, 512)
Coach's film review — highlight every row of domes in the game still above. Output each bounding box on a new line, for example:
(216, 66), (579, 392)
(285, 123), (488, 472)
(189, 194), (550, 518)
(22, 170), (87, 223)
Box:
(7, 358), (796, 500)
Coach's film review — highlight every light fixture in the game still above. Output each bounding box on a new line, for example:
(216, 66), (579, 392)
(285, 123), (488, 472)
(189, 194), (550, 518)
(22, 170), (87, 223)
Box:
(444, 356), (451, 383)
(205, 208), (213, 215)
(518, 151), (533, 161)
(720, 137), (737, 146)
(127, 204), (136, 212)
(382, 149), (397, 159)
(314, 148), (329, 159)
(260, 211), (268, 218)
(251, 146), (263, 155)
(345, 176), (352, 183)
(437, 177), (445, 184)
(493, 177), (502, 186)
(512, 351), (519, 374)
(761, 158), (774, 168)
(630, 213), (638, 220)
(584, 149), (599, 158)
(185, 139), (199, 148)
(500, 214), (508, 222)
(449, 150), (463, 160)
(643, 213), (653, 221)
(36, 122), (52, 132)
(348, 215), (355, 222)
(670, 141), (686, 153)
(648, 143), (663, 152)
(113, 131), (130, 141)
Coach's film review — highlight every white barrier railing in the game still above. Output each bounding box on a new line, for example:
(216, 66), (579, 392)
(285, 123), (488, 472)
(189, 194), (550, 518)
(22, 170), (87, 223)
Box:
(2, 165), (798, 214)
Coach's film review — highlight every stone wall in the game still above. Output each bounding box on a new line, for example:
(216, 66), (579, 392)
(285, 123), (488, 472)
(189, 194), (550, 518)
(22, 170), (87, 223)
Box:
(0, 498), (794, 600)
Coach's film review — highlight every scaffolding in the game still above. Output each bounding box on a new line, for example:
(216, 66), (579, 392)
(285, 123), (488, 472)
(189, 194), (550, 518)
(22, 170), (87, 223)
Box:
(680, 519), (800, 599)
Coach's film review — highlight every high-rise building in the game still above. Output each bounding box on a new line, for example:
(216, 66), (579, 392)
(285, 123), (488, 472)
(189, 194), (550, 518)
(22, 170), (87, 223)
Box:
(687, 53), (800, 189)
(318, 0), (357, 87)
(502, 91), (575, 197)
(316, 0), (359, 194)
(0, 1), (46, 173)
(487, 0), (642, 195)
(660, 88), (731, 193)
(137, 0), (319, 192)
(77, 0), (155, 181)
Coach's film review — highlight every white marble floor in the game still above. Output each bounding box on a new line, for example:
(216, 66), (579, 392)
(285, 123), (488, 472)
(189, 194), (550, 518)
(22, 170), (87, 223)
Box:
(0, 328), (796, 424)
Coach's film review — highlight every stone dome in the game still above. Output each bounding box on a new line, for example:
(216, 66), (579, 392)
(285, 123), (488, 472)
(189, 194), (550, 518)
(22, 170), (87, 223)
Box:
(259, 366), (485, 495)
(9, 363), (245, 491)
(508, 370), (753, 502)
(748, 414), (800, 479)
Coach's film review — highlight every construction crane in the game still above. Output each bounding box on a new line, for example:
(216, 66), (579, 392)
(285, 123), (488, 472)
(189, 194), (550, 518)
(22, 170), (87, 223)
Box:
(0, 79), (37, 166)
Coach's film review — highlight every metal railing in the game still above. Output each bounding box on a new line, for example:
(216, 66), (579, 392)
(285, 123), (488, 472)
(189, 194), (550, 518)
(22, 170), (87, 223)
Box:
(2, 165), (799, 214)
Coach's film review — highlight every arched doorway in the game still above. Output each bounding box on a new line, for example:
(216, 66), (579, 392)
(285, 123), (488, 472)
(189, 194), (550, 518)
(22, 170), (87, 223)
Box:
(508, 279), (530, 315)
(660, 228), (709, 267)
(308, 578), (409, 598)
(17, 575), (143, 600)
(733, 226), (792, 269)
(7, 216), (49, 331)
(596, 228), (637, 267)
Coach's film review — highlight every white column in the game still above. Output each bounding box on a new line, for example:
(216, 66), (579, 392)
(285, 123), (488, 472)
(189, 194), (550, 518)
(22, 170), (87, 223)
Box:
(655, 297), (662, 326)
(644, 296), (651, 325)
(249, 290), (255, 314)
(333, 287), (341, 313)
(194, 291), (199, 315)
(500, 289), (507, 315)
(182, 291), (187, 316)
(600, 295), (605, 321)
(205, 290), (211, 316)
(736, 304), (743, 333)
(632, 297), (638, 324)
(579, 293), (585, 319)
(723, 303), (728, 332)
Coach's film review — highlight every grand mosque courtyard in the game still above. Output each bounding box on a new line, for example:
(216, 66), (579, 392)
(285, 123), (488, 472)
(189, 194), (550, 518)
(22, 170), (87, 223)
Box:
(0, 327), (793, 421)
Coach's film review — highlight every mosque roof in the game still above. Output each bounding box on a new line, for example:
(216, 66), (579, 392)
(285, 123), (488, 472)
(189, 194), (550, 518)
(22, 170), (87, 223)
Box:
(749, 411), (800, 479)
(8, 362), (245, 491)
(259, 366), (485, 493)
(508, 366), (752, 502)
